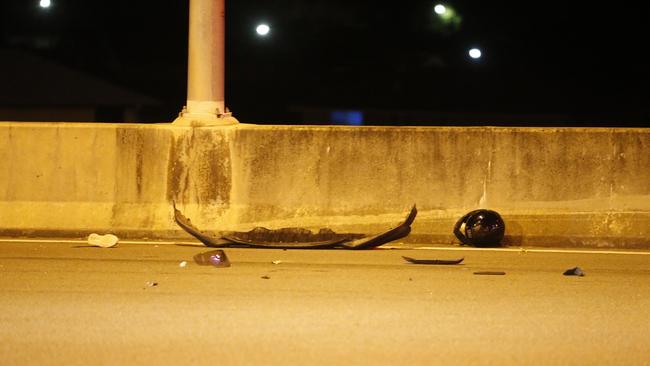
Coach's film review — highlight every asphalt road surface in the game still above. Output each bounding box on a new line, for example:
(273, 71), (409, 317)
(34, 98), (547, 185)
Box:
(1, 240), (649, 365)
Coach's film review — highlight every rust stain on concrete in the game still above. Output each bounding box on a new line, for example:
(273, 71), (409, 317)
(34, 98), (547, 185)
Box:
(166, 129), (231, 208)
(115, 127), (145, 198)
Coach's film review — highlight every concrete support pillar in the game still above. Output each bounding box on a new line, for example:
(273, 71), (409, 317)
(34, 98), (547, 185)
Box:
(174, 0), (238, 126)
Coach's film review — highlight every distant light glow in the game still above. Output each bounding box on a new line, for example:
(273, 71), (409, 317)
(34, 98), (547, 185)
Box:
(434, 4), (447, 15)
(331, 110), (364, 126)
(256, 24), (270, 36)
(39, 0), (51, 8)
(469, 48), (482, 59)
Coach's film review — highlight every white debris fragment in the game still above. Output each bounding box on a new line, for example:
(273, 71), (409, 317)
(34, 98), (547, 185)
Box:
(179, 261), (187, 268)
(87, 233), (119, 248)
(272, 260), (282, 264)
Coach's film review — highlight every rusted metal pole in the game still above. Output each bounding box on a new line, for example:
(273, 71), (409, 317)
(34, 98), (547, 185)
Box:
(174, 0), (237, 126)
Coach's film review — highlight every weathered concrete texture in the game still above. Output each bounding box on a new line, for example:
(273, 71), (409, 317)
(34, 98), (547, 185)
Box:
(1, 121), (649, 248)
(0, 122), (235, 238)
(229, 126), (650, 248)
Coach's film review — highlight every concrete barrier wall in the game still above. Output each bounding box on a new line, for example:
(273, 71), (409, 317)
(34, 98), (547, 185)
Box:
(1, 121), (649, 248)
(0, 122), (233, 237)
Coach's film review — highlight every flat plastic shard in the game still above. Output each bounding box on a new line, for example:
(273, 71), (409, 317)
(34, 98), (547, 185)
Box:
(87, 233), (119, 248)
(193, 250), (231, 267)
(402, 256), (464, 265)
(563, 267), (585, 276)
(473, 271), (506, 275)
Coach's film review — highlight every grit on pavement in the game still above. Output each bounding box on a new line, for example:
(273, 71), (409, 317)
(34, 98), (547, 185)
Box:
(1, 240), (649, 365)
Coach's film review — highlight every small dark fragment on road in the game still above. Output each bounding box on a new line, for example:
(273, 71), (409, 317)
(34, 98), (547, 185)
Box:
(563, 267), (585, 276)
(473, 271), (506, 275)
(402, 256), (464, 265)
(261, 275), (270, 279)
(143, 281), (158, 289)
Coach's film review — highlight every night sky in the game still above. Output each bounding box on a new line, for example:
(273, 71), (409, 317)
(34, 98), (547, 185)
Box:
(1, 0), (649, 125)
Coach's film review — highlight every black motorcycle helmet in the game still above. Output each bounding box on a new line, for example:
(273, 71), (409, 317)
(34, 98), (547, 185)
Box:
(453, 209), (505, 247)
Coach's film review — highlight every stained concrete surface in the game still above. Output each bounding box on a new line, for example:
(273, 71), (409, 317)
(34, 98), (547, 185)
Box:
(1, 241), (649, 365)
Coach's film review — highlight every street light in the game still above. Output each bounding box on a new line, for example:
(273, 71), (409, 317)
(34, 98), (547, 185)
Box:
(469, 48), (482, 59)
(256, 24), (270, 36)
(39, 0), (51, 8)
(432, 3), (461, 31)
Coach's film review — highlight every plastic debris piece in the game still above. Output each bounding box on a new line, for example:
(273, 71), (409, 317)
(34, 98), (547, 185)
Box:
(402, 256), (464, 265)
(179, 261), (187, 268)
(193, 250), (231, 267)
(261, 275), (270, 279)
(272, 260), (282, 264)
(144, 281), (158, 288)
(473, 271), (506, 275)
(342, 205), (417, 250)
(563, 267), (585, 276)
(87, 233), (119, 248)
(173, 202), (417, 250)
